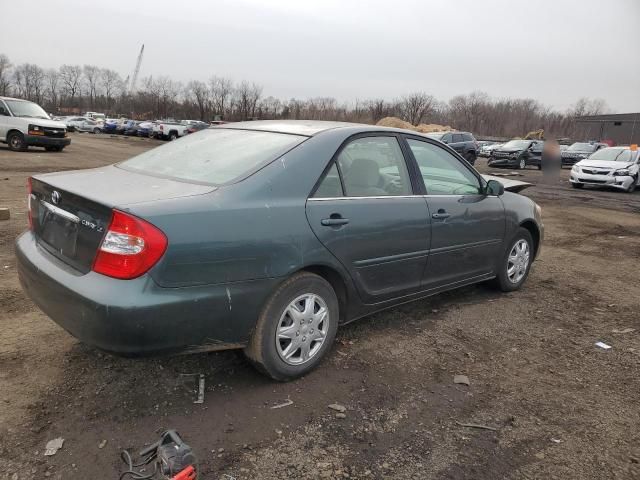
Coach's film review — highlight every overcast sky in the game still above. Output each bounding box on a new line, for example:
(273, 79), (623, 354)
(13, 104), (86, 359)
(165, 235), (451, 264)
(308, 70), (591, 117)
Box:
(2, 0), (639, 112)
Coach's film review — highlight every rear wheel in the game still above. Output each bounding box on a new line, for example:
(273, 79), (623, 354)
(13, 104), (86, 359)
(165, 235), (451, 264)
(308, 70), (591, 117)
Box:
(518, 158), (526, 170)
(494, 228), (534, 292)
(464, 151), (477, 165)
(7, 132), (27, 151)
(245, 272), (339, 381)
(169, 131), (178, 141)
(93, 128), (101, 134)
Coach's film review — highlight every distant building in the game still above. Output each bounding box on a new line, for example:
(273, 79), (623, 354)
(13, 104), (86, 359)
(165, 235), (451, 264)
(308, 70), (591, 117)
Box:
(575, 113), (640, 146)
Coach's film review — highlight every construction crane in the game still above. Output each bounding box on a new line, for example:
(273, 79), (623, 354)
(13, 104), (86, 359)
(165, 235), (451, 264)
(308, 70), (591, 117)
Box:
(128, 44), (144, 94)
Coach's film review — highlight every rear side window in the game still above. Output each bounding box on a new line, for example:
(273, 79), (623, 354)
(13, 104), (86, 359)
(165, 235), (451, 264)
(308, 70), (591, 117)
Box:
(452, 134), (464, 143)
(336, 136), (412, 197)
(313, 163), (343, 198)
(463, 133), (474, 141)
(121, 129), (305, 185)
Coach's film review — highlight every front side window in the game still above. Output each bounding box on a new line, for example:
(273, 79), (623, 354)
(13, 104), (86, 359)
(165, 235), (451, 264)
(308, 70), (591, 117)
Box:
(336, 136), (412, 197)
(452, 133), (464, 143)
(121, 128), (306, 185)
(407, 139), (481, 195)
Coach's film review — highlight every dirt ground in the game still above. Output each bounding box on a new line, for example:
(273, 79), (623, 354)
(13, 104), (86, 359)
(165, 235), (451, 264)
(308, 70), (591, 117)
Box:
(1, 134), (639, 480)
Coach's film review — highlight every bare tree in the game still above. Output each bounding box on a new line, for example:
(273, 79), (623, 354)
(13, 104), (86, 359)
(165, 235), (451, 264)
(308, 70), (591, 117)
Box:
(187, 80), (210, 120)
(0, 54), (11, 96)
(83, 65), (101, 108)
(399, 92), (435, 125)
(59, 65), (83, 105)
(45, 69), (60, 109)
(13, 64), (45, 104)
(209, 76), (233, 119)
(101, 68), (123, 111)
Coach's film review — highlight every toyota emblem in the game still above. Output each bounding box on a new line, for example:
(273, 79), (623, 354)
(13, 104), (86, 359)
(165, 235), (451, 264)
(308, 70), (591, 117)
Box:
(51, 190), (61, 205)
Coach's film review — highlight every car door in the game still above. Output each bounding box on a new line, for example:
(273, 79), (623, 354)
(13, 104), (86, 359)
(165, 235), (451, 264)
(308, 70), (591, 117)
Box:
(306, 134), (431, 303)
(449, 133), (465, 154)
(403, 137), (505, 288)
(527, 141), (543, 166)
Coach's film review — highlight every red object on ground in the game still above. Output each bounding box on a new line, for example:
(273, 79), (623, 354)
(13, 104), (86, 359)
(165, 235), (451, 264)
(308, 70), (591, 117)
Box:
(172, 465), (197, 480)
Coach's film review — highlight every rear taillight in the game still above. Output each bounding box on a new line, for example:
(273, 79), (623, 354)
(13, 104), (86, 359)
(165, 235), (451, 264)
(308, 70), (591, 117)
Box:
(27, 177), (33, 230)
(92, 210), (167, 280)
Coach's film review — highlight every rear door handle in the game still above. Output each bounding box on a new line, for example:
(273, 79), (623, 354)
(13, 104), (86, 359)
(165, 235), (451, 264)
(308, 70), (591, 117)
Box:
(321, 214), (349, 226)
(432, 209), (450, 219)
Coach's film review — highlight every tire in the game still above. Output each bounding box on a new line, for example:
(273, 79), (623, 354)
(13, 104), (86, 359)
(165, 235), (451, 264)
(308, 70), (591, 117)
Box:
(169, 132), (178, 141)
(93, 128), (101, 134)
(571, 183), (584, 189)
(518, 158), (526, 170)
(244, 272), (339, 381)
(494, 228), (534, 292)
(626, 178), (637, 193)
(465, 151), (477, 165)
(7, 131), (27, 152)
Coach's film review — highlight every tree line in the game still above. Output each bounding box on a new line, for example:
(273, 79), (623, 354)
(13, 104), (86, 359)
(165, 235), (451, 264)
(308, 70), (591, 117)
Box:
(0, 53), (608, 139)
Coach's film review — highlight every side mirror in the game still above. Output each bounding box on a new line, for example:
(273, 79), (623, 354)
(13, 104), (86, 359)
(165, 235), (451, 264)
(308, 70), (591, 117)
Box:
(486, 179), (504, 196)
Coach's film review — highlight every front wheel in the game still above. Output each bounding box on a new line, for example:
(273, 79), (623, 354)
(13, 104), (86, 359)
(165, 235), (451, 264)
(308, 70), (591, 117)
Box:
(93, 128), (101, 134)
(626, 178), (637, 193)
(245, 272), (339, 381)
(169, 132), (178, 141)
(494, 228), (534, 292)
(518, 158), (526, 170)
(7, 132), (27, 151)
(464, 152), (476, 165)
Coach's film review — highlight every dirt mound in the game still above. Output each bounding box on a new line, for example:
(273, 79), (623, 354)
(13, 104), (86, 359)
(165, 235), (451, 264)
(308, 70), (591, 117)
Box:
(376, 117), (454, 133)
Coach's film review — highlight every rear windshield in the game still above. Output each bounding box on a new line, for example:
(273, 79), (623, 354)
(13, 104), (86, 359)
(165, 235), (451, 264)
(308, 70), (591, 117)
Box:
(120, 128), (306, 185)
(568, 142), (594, 151)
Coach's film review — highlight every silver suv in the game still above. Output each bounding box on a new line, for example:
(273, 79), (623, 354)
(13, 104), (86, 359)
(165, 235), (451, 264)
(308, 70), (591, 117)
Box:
(0, 97), (70, 152)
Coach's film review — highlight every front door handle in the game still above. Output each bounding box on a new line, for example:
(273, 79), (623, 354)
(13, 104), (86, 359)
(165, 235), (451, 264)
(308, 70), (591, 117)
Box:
(432, 209), (450, 219)
(321, 214), (349, 227)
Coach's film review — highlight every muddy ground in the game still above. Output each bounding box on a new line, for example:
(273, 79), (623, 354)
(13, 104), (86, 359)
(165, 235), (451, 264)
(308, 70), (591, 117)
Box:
(1, 133), (639, 480)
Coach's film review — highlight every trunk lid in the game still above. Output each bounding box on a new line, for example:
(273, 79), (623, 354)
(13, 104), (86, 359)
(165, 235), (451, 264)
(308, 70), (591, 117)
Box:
(30, 166), (214, 273)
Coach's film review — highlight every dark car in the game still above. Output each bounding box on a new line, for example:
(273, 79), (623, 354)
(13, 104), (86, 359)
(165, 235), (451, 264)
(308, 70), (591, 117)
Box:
(185, 121), (209, 134)
(488, 139), (544, 169)
(426, 131), (479, 165)
(16, 121), (543, 380)
(124, 121), (141, 136)
(561, 142), (608, 167)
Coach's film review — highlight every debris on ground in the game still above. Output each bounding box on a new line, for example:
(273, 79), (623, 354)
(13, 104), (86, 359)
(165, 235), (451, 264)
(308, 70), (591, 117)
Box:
(44, 437), (64, 456)
(270, 398), (293, 409)
(612, 328), (635, 334)
(0, 207), (9, 221)
(551, 438), (562, 443)
(328, 403), (346, 413)
(595, 341), (612, 350)
(455, 421), (498, 432)
(335, 413), (347, 419)
(195, 374), (205, 404)
(454, 375), (470, 386)
(98, 440), (107, 449)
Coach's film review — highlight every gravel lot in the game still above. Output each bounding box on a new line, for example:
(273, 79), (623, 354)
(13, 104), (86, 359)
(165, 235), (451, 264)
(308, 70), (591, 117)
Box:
(1, 133), (639, 479)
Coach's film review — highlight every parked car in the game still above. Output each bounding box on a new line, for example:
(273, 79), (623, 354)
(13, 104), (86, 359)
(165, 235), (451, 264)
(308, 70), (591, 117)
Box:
(101, 119), (119, 134)
(479, 142), (503, 158)
(570, 146), (640, 193)
(0, 96), (70, 152)
(75, 118), (102, 134)
(185, 121), (209, 134)
(425, 131), (479, 165)
(155, 121), (189, 141)
(83, 112), (106, 123)
(16, 121), (543, 380)
(561, 142), (608, 167)
(64, 116), (91, 132)
(124, 121), (141, 136)
(137, 121), (155, 137)
(488, 139), (544, 169)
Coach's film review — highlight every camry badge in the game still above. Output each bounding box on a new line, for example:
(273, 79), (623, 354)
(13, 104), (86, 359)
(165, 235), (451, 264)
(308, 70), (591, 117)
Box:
(51, 191), (61, 205)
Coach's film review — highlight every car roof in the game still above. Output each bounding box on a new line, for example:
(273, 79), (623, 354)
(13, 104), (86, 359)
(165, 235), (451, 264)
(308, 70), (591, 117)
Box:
(217, 120), (451, 139)
(0, 96), (29, 102)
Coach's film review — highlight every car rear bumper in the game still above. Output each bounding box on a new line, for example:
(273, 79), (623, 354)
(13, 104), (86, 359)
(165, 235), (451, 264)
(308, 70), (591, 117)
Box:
(25, 135), (71, 147)
(569, 173), (633, 190)
(16, 231), (278, 355)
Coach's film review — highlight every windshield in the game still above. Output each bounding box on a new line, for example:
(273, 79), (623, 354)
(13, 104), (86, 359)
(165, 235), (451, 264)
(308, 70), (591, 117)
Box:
(588, 148), (633, 162)
(501, 140), (530, 150)
(5, 100), (49, 119)
(568, 142), (593, 152)
(121, 128), (306, 185)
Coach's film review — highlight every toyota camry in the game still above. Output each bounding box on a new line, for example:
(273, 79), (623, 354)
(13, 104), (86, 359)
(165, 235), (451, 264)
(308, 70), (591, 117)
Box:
(16, 121), (543, 380)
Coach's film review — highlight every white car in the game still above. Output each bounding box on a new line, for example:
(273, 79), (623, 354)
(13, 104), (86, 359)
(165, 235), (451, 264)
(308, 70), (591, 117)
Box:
(0, 96), (70, 152)
(570, 147), (640, 193)
(479, 143), (503, 157)
(74, 118), (102, 134)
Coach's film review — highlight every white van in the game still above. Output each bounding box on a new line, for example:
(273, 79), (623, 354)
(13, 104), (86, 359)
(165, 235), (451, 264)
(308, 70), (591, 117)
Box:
(0, 97), (70, 152)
